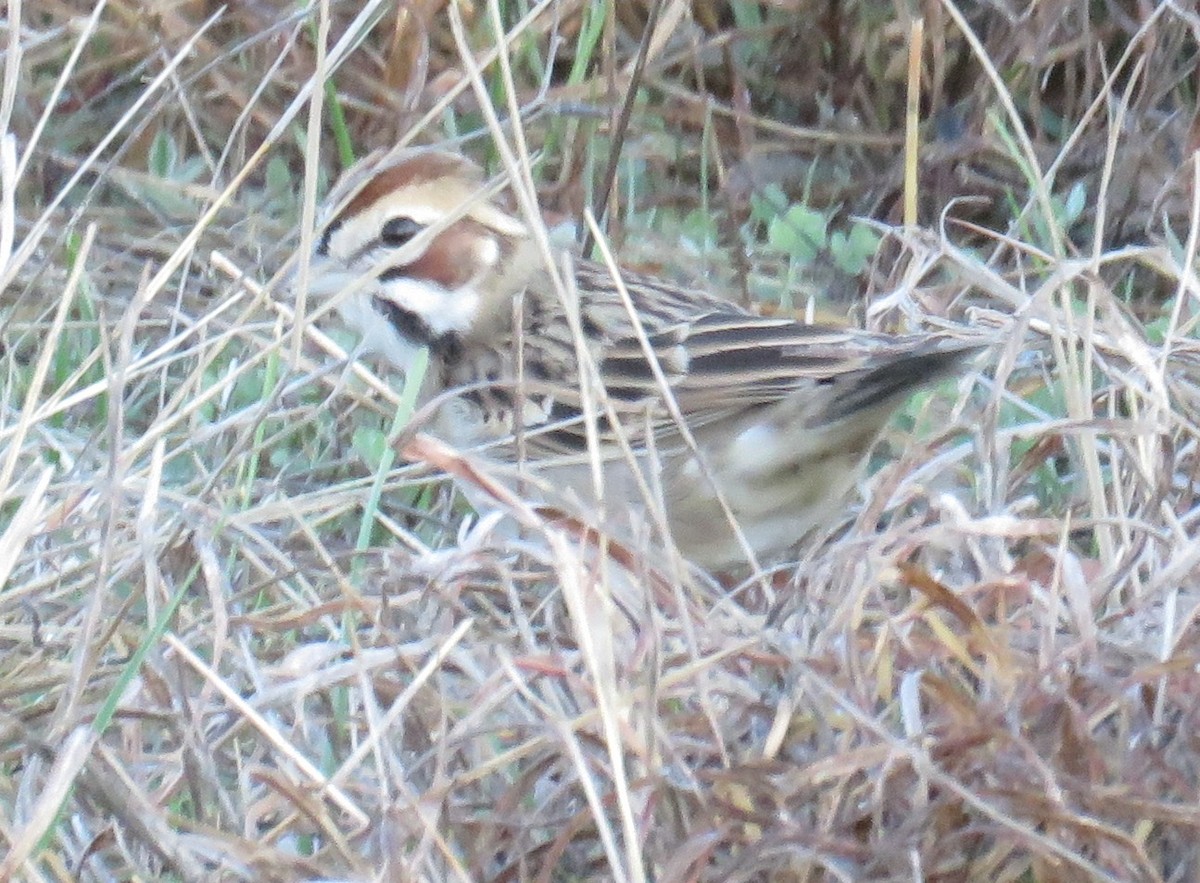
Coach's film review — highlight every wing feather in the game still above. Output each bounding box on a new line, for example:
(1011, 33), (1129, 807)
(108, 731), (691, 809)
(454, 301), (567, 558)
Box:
(470, 258), (982, 461)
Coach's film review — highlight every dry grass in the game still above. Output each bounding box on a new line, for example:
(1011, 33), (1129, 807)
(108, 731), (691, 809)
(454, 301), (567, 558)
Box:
(3, 1), (1200, 880)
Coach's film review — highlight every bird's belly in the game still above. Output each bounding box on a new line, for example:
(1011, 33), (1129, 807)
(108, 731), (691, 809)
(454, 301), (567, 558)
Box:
(425, 398), (874, 570)
(662, 446), (867, 569)
(488, 447), (864, 571)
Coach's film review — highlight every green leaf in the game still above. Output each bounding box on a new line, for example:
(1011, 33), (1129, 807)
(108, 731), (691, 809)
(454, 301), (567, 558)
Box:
(266, 156), (291, 196)
(731, 1), (764, 27)
(848, 222), (879, 254)
(1064, 180), (1087, 225)
(1144, 312), (1170, 345)
(830, 223), (880, 274)
(352, 426), (388, 470)
(148, 129), (177, 178)
(767, 204), (827, 262)
(829, 231), (852, 273)
(749, 184), (788, 224)
(680, 207), (718, 250)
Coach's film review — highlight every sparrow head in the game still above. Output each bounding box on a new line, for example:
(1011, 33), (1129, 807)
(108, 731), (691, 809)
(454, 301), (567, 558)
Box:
(307, 148), (537, 369)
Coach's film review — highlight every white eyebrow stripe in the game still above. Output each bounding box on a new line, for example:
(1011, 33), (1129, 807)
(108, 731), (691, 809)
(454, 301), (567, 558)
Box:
(472, 203), (529, 237)
(368, 204), (456, 226)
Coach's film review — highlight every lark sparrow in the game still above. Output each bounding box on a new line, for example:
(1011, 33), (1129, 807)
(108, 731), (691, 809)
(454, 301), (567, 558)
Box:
(302, 147), (981, 569)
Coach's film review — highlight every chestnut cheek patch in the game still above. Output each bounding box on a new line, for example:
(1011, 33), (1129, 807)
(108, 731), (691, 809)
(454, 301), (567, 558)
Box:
(402, 221), (498, 289)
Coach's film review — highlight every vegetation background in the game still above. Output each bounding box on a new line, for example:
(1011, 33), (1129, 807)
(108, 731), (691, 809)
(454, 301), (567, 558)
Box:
(2, 0), (1199, 879)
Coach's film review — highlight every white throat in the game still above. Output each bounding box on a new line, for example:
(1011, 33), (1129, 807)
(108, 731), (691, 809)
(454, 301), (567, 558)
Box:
(337, 288), (425, 374)
(379, 277), (482, 337)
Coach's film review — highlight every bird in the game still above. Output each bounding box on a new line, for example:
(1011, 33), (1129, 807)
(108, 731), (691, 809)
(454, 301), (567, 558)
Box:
(300, 146), (982, 570)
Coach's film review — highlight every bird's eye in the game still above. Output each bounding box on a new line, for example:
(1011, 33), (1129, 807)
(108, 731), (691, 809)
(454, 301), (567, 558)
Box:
(380, 216), (424, 247)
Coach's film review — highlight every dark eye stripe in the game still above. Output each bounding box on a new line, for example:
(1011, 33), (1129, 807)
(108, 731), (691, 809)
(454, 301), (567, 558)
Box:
(370, 294), (463, 358)
(380, 216), (424, 247)
(371, 294), (436, 345)
(315, 216), (343, 257)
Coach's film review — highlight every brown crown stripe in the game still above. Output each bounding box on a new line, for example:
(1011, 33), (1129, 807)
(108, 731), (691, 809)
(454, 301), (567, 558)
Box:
(340, 152), (481, 220)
